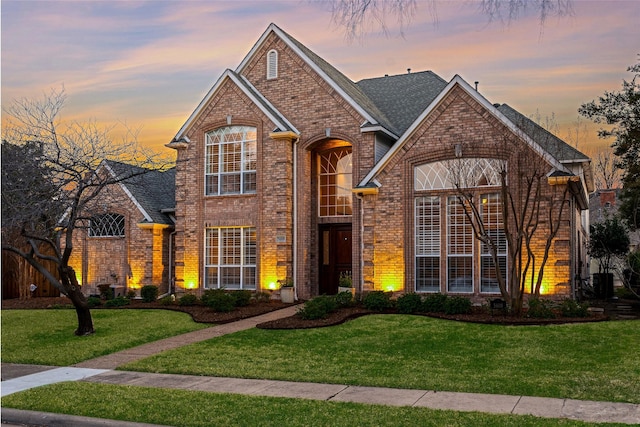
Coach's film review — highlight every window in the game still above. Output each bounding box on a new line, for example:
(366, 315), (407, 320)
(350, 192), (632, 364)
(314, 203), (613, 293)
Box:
(415, 196), (440, 292)
(319, 148), (352, 216)
(89, 213), (125, 237)
(480, 193), (506, 293)
(205, 227), (256, 290)
(414, 159), (507, 294)
(267, 49), (278, 80)
(205, 126), (257, 196)
(447, 196), (473, 293)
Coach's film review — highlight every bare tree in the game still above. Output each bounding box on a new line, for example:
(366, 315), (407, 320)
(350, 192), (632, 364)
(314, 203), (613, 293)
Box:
(564, 116), (589, 150)
(1, 88), (170, 335)
(326, 0), (573, 40)
(585, 147), (623, 190)
(449, 126), (572, 315)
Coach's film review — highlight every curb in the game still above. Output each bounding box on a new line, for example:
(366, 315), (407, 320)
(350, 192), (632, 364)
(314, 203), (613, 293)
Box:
(1, 408), (167, 427)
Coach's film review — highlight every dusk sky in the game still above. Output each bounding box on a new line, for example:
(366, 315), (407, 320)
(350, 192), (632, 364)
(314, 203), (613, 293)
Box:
(2, 1), (638, 154)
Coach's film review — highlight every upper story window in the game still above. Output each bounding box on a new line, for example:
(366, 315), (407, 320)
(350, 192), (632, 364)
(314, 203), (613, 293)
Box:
(414, 158), (503, 191)
(89, 213), (125, 237)
(319, 147), (352, 217)
(205, 126), (257, 196)
(266, 49), (278, 80)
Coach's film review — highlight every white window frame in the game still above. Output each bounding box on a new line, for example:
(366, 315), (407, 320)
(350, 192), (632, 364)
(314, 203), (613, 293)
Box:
(267, 49), (278, 80)
(447, 196), (474, 293)
(318, 148), (353, 217)
(204, 227), (256, 290)
(205, 126), (257, 196)
(415, 196), (440, 292)
(413, 159), (507, 295)
(480, 193), (506, 294)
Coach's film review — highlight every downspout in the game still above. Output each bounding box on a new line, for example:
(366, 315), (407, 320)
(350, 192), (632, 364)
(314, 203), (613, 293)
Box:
(355, 193), (365, 294)
(293, 136), (299, 300)
(169, 229), (177, 296)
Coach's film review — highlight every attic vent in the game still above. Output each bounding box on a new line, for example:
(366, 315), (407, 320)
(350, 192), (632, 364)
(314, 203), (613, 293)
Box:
(267, 49), (278, 80)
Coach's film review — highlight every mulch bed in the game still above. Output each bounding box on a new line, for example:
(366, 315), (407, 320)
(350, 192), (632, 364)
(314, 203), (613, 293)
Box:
(2, 297), (613, 329)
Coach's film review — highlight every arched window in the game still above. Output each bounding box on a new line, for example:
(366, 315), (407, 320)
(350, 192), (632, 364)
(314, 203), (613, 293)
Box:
(318, 148), (352, 216)
(267, 49), (278, 80)
(414, 158), (506, 295)
(89, 213), (125, 237)
(414, 158), (503, 191)
(205, 126), (257, 196)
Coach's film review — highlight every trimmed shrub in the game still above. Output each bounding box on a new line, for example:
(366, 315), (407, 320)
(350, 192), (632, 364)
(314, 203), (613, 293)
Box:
(159, 295), (174, 306)
(232, 290), (252, 307)
(179, 294), (198, 306)
(335, 290), (354, 307)
(527, 298), (556, 319)
(202, 289), (236, 312)
(254, 292), (271, 303)
(362, 291), (393, 311)
(104, 296), (130, 307)
(444, 296), (472, 315)
(140, 285), (158, 303)
(126, 290), (137, 299)
(298, 295), (337, 320)
(97, 284), (113, 300)
(397, 293), (423, 314)
(561, 299), (589, 317)
(422, 293), (448, 313)
(87, 296), (102, 308)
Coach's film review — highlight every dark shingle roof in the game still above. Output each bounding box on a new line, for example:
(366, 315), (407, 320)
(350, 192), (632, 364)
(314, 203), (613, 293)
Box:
(105, 161), (175, 225)
(356, 71), (448, 135)
(278, 26), (398, 135)
(496, 104), (589, 163)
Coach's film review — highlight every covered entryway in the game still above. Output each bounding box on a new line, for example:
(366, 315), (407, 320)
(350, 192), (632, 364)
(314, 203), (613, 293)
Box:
(319, 224), (352, 295)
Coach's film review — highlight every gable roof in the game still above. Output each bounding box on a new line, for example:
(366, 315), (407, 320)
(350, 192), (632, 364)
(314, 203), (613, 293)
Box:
(496, 104), (589, 163)
(357, 75), (577, 188)
(172, 69), (298, 142)
(103, 161), (175, 225)
(356, 71), (448, 135)
(236, 23), (399, 138)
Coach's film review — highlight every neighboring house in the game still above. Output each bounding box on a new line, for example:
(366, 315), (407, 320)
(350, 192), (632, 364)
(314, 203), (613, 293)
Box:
(164, 23), (593, 301)
(68, 161), (176, 297)
(588, 189), (640, 275)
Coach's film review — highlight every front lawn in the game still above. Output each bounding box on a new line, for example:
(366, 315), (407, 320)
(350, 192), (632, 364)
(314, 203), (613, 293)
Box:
(1, 309), (208, 366)
(123, 315), (640, 403)
(1, 382), (623, 427)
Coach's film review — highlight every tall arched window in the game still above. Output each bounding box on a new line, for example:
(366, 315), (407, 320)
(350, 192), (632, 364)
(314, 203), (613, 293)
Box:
(205, 126), (257, 196)
(318, 148), (352, 217)
(414, 158), (506, 294)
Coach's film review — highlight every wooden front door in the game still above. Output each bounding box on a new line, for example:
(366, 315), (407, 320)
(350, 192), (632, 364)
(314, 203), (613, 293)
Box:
(319, 224), (352, 295)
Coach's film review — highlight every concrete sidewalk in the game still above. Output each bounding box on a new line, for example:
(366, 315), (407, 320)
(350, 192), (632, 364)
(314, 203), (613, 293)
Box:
(3, 365), (640, 425)
(2, 305), (640, 425)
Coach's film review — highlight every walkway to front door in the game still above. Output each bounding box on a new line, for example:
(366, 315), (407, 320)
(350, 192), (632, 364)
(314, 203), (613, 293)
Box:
(319, 224), (352, 295)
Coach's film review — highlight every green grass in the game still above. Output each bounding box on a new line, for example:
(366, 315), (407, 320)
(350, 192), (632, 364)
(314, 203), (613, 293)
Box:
(1, 382), (625, 427)
(1, 309), (208, 365)
(123, 315), (640, 403)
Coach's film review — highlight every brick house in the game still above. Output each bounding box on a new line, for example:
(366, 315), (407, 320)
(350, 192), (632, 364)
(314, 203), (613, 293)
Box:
(163, 23), (593, 302)
(68, 161), (175, 297)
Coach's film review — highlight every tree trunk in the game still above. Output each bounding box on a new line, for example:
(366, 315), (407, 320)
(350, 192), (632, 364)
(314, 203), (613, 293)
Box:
(59, 265), (94, 336)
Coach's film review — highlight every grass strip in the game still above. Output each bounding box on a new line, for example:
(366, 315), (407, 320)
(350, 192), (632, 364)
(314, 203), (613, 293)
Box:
(1, 382), (623, 427)
(123, 315), (640, 403)
(1, 309), (209, 366)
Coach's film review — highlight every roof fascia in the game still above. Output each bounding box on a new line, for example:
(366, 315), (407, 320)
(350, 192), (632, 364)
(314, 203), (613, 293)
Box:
(238, 75), (299, 134)
(173, 70), (296, 140)
(358, 75), (568, 187)
(360, 123), (399, 140)
(102, 161), (154, 223)
(235, 24), (380, 128)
